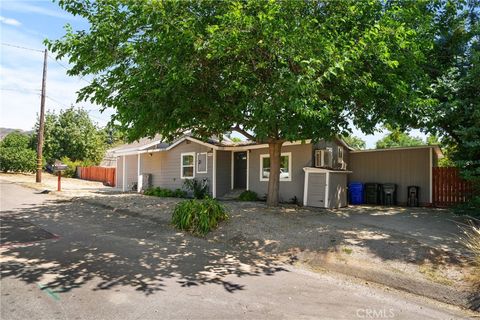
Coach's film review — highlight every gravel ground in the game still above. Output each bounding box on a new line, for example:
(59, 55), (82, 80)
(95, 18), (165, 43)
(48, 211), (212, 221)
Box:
(82, 194), (477, 307)
(1, 173), (477, 309)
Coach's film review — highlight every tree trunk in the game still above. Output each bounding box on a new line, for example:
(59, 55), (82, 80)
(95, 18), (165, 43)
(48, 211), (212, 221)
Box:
(266, 140), (284, 207)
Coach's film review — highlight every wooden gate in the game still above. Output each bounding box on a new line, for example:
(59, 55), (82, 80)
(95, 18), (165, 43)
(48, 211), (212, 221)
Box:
(432, 167), (473, 207)
(79, 166), (116, 187)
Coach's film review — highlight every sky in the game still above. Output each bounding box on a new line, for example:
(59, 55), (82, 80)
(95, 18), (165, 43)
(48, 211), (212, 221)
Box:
(0, 0), (427, 148)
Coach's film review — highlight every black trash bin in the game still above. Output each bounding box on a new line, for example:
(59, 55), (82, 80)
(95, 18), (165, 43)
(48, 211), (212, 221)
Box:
(407, 186), (420, 207)
(382, 183), (397, 205)
(364, 183), (381, 204)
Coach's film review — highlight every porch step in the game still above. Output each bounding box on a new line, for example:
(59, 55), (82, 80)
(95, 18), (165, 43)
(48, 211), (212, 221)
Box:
(220, 189), (245, 200)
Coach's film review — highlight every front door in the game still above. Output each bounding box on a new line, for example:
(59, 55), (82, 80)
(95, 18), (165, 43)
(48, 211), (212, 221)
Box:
(234, 152), (247, 189)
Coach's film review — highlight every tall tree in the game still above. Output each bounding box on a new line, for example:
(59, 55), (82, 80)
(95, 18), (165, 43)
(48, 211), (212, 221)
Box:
(376, 129), (425, 149)
(0, 132), (37, 173)
(342, 135), (366, 150)
(48, 1), (436, 205)
(421, 0), (479, 181)
(32, 108), (107, 164)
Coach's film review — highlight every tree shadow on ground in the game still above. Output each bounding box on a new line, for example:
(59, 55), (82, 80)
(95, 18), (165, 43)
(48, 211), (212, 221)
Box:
(0, 199), (286, 296)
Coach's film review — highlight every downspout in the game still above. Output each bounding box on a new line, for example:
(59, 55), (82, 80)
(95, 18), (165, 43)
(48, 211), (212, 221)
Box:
(122, 155), (126, 192)
(213, 149), (217, 198)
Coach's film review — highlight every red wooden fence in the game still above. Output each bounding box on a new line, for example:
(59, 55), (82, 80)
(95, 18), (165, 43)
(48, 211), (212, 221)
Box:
(79, 166), (116, 187)
(432, 167), (473, 207)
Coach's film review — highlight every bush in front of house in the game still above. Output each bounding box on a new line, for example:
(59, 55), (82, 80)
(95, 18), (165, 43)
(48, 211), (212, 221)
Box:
(144, 187), (187, 198)
(172, 197), (228, 236)
(183, 178), (209, 199)
(238, 190), (258, 201)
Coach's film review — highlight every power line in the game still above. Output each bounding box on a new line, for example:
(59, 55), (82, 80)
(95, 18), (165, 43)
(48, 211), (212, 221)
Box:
(0, 87), (40, 94)
(1, 42), (44, 53)
(1, 42), (92, 85)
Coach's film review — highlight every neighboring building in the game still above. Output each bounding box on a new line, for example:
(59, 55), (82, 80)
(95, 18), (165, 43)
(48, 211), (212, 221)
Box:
(113, 134), (442, 208)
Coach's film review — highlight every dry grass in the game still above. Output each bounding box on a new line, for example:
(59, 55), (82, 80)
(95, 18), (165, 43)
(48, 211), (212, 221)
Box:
(460, 220), (480, 286)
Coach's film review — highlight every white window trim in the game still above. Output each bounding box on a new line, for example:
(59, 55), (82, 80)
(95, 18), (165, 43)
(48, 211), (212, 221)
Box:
(180, 152), (195, 179)
(338, 146), (344, 164)
(196, 152), (208, 173)
(259, 152), (292, 182)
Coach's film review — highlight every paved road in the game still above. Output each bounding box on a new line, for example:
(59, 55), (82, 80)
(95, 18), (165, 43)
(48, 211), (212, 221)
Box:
(0, 180), (472, 320)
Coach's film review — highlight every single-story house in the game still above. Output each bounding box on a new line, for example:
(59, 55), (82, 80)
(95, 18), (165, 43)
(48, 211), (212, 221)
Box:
(113, 135), (442, 208)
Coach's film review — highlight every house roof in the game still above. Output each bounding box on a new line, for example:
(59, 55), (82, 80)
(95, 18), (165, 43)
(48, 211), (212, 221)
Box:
(111, 133), (369, 156)
(349, 145), (444, 158)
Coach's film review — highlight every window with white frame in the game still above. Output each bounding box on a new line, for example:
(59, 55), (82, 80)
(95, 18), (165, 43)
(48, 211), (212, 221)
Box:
(197, 152), (207, 173)
(260, 152), (292, 181)
(338, 146), (344, 163)
(181, 152), (195, 179)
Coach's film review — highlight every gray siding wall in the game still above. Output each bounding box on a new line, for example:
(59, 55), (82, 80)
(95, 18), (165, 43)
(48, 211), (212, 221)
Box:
(328, 173), (348, 208)
(125, 155), (138, 190)
(142, 140), (213, 193)
(348, 148), (433, 205)
(313, 139), (347, 170)
(116, 156), (123, 188)
(216, 150), (232, 197)
(248, 143), (312, 203)
(306, 173), (327, 207)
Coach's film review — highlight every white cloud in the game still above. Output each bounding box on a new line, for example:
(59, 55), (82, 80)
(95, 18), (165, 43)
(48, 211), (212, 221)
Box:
(0, 27), (112, 130)
(1, 2), (78, 20)
(0, 16), (21, 27)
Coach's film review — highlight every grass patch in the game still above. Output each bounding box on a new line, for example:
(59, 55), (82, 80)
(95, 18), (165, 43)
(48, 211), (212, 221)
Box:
(238, 190), (258, 201)
(144, 187), (186, 198)
(418, 265), (454, 286)
(172, 197), (228, 236)
(460, 220), (480, 287)
(342, 247), (353, 255)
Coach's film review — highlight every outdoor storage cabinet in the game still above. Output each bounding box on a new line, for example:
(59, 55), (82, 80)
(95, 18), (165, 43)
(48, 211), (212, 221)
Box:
(382, 183), (397, 205)
(365, 183), (381, 204)
(303, 168), (350, 209)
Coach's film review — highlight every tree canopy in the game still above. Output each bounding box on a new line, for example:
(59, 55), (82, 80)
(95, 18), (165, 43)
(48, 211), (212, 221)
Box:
(32, 107), (107, 165)
(0, 131), (37, 173)
(48, 0), (440, 205)
(420, 0), (479, 181)
(342, 135), (366, 150)
(376, 129), (425, 149)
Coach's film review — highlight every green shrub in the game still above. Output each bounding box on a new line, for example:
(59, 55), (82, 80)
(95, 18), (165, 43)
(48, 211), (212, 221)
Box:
(0, 131), (37, 173)
(60, 157), (94, 178)
(144, 187), (187, 198)
(172, 197), (228, 236)
(453, 196), (480, 218)
(238, 190), (258, 201)
(183, 178), (209, 199)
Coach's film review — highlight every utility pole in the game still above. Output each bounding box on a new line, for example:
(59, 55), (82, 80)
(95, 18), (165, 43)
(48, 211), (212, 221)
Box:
(36, 49), (47, 183)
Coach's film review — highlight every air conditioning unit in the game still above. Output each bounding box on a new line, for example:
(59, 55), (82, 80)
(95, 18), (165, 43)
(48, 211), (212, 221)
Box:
(315, 149), (332, 168)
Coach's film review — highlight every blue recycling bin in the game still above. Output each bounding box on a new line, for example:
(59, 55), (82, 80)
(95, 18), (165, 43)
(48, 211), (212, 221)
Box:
(349, 182), (364, 205)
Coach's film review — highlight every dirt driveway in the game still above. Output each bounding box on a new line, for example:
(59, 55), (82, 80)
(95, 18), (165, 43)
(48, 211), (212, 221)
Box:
(84, 194), (478, 310)
(0, 172), (477, 310)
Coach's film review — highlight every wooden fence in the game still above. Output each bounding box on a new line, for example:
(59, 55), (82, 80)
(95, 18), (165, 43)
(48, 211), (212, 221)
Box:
(79, 166), (116, 187)
(432, 167), (473, 207)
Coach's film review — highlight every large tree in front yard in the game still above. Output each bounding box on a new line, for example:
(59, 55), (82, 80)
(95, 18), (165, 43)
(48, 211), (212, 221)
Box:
(48, 0), (437, 206)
